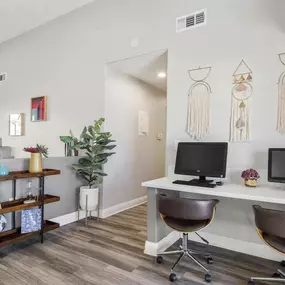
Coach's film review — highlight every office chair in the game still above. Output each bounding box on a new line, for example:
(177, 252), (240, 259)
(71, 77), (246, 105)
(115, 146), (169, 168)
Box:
(248, 205), (285, 284)
(156, 195), (219, 282)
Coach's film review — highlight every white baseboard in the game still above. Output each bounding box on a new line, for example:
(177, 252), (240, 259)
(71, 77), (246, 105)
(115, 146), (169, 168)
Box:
(144, 231), (181, 256)
(50, 210), (98, 226)
(101, 195), (147, 218)
(189, 231), (283, 262)
(50, 195), (147, 226)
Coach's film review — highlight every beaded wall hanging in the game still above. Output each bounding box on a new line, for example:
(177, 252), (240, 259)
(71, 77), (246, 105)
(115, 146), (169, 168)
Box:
(229, 60), (253, 142)
(277, 53), (285, 134)
(187, 66), (212, 140)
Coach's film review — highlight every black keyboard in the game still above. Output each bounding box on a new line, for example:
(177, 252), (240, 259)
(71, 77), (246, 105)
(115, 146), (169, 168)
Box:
(173, 180), (217, 188)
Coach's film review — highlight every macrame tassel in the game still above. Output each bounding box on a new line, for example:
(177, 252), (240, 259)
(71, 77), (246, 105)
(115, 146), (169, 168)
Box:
(230, 98), (251, 141)
(187, 85), (210, 140)
(277, 75), (285, 134)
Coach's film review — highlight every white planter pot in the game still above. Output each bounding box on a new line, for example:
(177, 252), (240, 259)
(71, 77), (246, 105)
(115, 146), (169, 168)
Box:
(79, 186), (99, 211)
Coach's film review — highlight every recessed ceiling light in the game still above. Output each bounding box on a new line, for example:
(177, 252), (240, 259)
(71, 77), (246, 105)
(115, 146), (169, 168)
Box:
(157, 72), (166, 78)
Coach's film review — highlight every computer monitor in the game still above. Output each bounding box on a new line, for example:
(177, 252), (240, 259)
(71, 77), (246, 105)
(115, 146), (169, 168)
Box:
(174, 142), (228, 185)
(268, 148), (285, 183)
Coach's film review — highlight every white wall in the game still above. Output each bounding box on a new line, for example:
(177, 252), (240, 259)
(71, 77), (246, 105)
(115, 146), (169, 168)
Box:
(104, 70), (166, 208)
(0, 0), (284, 205)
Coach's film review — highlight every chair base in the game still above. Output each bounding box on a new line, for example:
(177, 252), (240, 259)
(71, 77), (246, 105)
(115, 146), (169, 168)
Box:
(249, 269), (285, 284)
(157, 233), (212, 282)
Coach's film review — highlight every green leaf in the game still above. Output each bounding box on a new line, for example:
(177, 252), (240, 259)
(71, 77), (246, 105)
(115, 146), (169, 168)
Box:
(60, 136), (73, 144)
(104, 145), (116, 150)
(88, 126), (96, 138)
(80, 126), (87, 139)
(81, 133), (93, 140)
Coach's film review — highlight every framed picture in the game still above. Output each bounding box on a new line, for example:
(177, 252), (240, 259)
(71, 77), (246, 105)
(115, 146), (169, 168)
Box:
(31, 96), (47, 122)
(9, 113), (25, 136)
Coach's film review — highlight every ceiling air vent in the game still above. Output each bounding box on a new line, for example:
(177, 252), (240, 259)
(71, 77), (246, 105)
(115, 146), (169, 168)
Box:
(176, 9), (207, 33)
(0, 73), (7, 82)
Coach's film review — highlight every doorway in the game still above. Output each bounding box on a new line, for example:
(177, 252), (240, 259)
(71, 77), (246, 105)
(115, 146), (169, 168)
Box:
(103, 50), (168, 209)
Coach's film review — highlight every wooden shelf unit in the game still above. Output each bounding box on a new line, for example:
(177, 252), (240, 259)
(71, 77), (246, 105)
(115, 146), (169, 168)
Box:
(0, 221), (59, 248)
(0, 169), (61, 248)
(0, 169), (60, 182)
(0, 195), (60, 215)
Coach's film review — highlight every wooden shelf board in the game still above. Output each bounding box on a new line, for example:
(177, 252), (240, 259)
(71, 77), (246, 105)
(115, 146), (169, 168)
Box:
(0, 221), (59, 248)
(0, 169), (61, 182)
(0, 195), (60, 214)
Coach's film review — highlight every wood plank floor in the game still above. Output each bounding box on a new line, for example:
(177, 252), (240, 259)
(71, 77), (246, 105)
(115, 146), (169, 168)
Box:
(0, 203), (282, 284)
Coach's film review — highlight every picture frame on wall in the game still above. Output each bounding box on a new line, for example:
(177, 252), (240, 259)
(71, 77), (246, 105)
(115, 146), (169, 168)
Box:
(9, 113), (25, 136)
(31, 96), (47, 122)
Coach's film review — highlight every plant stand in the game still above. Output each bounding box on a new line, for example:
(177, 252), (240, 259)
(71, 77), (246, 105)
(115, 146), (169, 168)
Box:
(77, 192), (100, 226)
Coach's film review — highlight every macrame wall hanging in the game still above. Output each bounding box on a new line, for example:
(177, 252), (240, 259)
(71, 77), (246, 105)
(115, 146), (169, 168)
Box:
(187, 66), (212, 140)
(277, 53), (285, 134)
(229, 60), (253, 142)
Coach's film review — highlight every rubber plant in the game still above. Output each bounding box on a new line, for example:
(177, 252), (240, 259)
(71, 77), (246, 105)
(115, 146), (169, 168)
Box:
(60, 118), (116, 188)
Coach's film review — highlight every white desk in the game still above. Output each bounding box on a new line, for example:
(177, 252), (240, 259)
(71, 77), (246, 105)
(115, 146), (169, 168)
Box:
(142, 177), (285, 204)
(142, 177), (285, 261)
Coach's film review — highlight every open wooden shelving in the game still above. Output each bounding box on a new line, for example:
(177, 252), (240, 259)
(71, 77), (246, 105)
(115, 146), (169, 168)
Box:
(0, 221), (59, 248)
(0, 169), (60, 182)
(0, 195), (60, 214)
(0, 168), (61, 248)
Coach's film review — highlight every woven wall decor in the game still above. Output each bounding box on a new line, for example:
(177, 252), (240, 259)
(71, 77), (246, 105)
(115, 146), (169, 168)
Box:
(277, 53), (285, 134)
(229, 60), (253, 142)
(187, 66), (212, 140)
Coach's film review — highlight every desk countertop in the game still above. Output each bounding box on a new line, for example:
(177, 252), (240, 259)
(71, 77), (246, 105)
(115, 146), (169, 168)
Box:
(142, 177), (285, 204)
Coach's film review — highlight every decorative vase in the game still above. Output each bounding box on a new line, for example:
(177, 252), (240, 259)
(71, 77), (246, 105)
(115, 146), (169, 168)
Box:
(29, 153), (43, 173)
(79, 186), (99, 211)
(0, 164), (9, 176)
(244, 179), (256, 187)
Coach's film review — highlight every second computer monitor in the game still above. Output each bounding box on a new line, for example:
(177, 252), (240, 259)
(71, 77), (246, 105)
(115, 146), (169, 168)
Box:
(175, 142), (228, 184)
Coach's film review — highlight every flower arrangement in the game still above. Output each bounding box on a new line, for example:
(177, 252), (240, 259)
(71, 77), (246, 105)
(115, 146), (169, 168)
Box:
(23, 144), (49, 158)
(23, 144), (49, 173)
(241, 168), (260, 187)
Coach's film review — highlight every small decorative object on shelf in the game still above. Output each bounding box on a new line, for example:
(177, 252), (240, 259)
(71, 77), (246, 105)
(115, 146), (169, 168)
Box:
(23, 179), (36, 204)
(0, 214), (7, 232)
(241, 168), (260, 187)
(21, 209), (42, 234)
(0, 164), (8, 176)
(23, 144), (49, 173)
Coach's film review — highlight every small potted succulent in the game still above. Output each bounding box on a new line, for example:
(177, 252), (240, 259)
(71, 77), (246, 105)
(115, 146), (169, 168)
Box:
(241, 168), (260, 187)
(23, 144), (49, 173)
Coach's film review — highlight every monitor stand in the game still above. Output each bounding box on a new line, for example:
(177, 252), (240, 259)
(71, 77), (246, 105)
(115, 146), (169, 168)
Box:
(188, 176), (213, 186)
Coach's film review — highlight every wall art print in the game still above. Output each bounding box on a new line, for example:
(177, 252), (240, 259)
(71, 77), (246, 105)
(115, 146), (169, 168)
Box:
(31, 96), (47, 122)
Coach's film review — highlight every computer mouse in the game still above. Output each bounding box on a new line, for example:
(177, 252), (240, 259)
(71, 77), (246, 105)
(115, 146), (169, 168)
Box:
(216, 181), (224, 186)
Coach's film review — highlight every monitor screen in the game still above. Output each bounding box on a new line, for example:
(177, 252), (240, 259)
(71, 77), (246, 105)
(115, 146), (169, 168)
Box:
(268, 149), (285, 182)
(174, 142), (228, 178)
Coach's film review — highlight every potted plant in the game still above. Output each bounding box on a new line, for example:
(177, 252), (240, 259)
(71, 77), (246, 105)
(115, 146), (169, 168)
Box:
(60, 118), (116, 212)
(241, 168), (260, 187)
(23, 144), (49, 173)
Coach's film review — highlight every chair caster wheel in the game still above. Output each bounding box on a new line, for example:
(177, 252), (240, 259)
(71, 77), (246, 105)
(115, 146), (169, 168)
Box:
(281, 260), (285, 267)
(205, 274), (212, 283)
(207, 257), (213, 264)
(156, 256), (163, 264)
(272, 272), (281, 278)
(248, 281), (255, 285)
(169, 273), (177, 282)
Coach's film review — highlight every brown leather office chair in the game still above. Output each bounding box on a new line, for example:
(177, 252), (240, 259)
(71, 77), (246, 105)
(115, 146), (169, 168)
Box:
(156, 195), (219, 282)
(248, 205), (285, 284)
